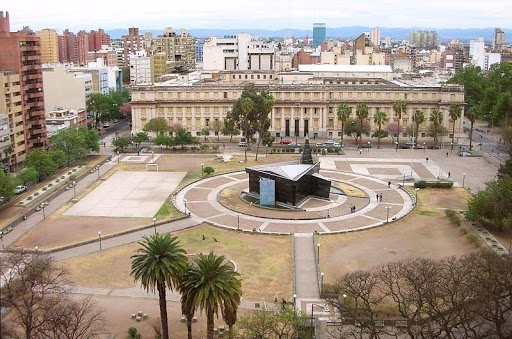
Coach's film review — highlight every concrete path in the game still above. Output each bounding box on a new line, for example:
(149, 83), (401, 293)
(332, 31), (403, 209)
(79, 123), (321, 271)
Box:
(293, 233), (319, 302)
(51, 217), (198, 261)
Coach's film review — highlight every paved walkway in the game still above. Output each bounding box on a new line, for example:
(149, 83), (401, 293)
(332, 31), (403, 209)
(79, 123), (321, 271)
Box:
(294, 233), (320, 301)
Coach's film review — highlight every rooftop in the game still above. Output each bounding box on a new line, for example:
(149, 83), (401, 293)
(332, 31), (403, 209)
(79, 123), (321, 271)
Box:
(298, 64), (393, 73)
(247, 161), (318, 181)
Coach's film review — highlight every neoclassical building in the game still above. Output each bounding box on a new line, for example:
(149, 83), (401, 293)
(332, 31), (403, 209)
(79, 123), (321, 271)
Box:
(130, 72), (465, 142)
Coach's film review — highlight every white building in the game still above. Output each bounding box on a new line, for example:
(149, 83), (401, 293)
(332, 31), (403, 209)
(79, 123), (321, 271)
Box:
(370, 28), (381, 47)
(469, 38), (485, 69)
(43, 64), (92, 112)
(484, 53), (501, 71)
(130, 52), (152, 85)
(203, 33), (275, 71)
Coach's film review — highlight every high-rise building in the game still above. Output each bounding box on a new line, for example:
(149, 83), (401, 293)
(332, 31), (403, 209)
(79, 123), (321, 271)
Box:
(88, 29), (110, 52)
(469, 37), (485, 69)
(76, 30), (89, 65)
(151, 52), (167, 82)
(370, 28), (381, 47)
(312, 23), (326, 48)
(58, 29), (77, 63)
(409, 30), (438, 49)
(0, 71), (26, 171)
(36, 29), (58, 63)
(122, 27), (143, 66)
(493, 28), (505, 52)
(42, 64), (92, 112)
(154, 27), (196, 71)
(0, 11), (47, 151)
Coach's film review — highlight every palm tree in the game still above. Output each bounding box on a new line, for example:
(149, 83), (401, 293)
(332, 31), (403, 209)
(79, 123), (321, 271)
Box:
(430, 109), (444, 148)
(222, 298), (240, 339)
(240, 97), (254, 162)
(393, 100), (407, 146)
(131, 234), (188, 339)
(413, 109), (426, 146)
(356, 104), (369, 142)
(181, 252), (242, 339)
(449, 103), (462, 151)
(373, 111), (388, 149)
(466, 106), (478, 150)
(336, 104), (351, 147)
(179, 272), (196, 339)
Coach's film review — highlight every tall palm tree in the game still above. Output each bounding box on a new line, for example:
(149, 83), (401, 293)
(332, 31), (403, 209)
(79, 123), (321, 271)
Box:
(466, 106), (478, 150)
(449, 103), (462, 150)
(430, 109), (444, 148)
(393, 100), (407, 146)
(181, 252), (242, 339)
(131, 234), (188, 339)
(336, 104), (351, 147)
(356, 104), (369, 142)
(180, 275), (196, 339)
(373, 111), (388, 149)
(222, 298), (240, 339)
(413, 109), (426, 146)
(240, 97), (254, 162)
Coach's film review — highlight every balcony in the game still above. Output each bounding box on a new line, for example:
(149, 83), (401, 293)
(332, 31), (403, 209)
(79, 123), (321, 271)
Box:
(22, 74), (42, 81)
(27, 92), (43, 99)
(30, 128), (47, 136)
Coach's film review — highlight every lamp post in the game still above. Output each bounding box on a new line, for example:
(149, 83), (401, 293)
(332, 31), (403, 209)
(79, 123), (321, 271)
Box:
(293, 294), (297, 310)
(153, 217), (157, 234)
(385, 205), (392, 223)
(395, 141), (399, 152)
(462, 173), (466, 188)
(423, 142), (426, 155)
(151, 151), (155, 163)
(34, 246), (38, 255)
(402, 171), (406, 186)
(97, 166), (100, 180)
(201, 162), (205, 177)
(42, 202), (47, 219)
(98, 231), (102, 251)
(117, 150), (120, 164)
(320, 272), (324, 295)
(415, 188), (420, 204)
(317, 243), (320, 263)
(0, 230), (3, 250)
(237, 214), (240, 230)
(72, 180), (76, 197)
(451, 142), (453, 154)
(184, 198), (187, 215)
(367, 141), (370, 153)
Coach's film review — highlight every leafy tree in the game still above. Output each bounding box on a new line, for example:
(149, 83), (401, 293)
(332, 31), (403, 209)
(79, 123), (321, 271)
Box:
(119, 102), (131, 118)
(200, 127), (210, 142)
(49, 149), (67, 168)
(211, 119), (223, 142)
(429, 109), (444, 148)
(179, 252), (242, 339)
(127, 327), (142, 339)
(239, 96), (254, 162)
(132, 132), (149, 154)
(449, 103), (462, 150)
(222, 112), (240, 142)
(253, 91), (274, 161)
(412, 109), (426, 146)
(466, 106), (478, 151)
(386, 122), (403, 146)
(131, 234), (188, 339)
(113, 136), (131, 152)
(78, 126), (100, 153)
(355, 104), (369, 142)
(467, 178), (512, 231)
(16, 167), (38, 186)
(86, 93), (117, 128)
(0, 170), (15, 199)
(344, 118), (370, 142)
(26, 149), (58, 181)
(448, 65), (484, 112)
(145, 118), (170, 137)
(154, 135), (174, 151)
(50, 128), (89, 166)
(393, 100), (407, 145)
(174, 128), (196, 150)
(372, 111), (388, 149)
(337, 104), (352, 147)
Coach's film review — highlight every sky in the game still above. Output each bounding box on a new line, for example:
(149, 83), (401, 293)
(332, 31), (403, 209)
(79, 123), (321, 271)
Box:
(4, 0), (512, 32)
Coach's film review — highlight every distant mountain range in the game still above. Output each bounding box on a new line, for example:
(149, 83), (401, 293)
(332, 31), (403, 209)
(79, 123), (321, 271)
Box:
(106, 27), (511, 43)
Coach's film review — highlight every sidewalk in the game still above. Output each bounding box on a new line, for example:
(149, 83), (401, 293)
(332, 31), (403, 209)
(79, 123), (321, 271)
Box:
(294, 233), (319, 300)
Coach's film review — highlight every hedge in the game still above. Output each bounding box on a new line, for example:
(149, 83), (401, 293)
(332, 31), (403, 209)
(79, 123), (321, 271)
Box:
(414, 180), (453, 188)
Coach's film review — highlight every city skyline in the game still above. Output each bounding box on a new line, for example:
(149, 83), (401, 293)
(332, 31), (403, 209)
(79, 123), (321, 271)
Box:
(4, 0), (512, 32)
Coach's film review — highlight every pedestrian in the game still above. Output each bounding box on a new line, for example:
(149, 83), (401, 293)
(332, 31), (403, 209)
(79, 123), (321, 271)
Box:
(426, 157), (429, 163)
(446, 152), (449, 157)
(350, 205), (354, 213)
(353, 205), (356, 213)
(388, 181), (391, 188)
(327, 209), (331, 218)
(448, 171), (451, 178)
(380, 193), (383, 201)
(359, 149), (362, 155)
(376, 193), (379, 201)
(223, 143), (225, 149)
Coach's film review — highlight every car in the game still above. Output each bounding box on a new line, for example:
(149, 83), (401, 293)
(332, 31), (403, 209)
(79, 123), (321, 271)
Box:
(332, 142), (341, 148)
(279, 139), (292, 145)
(14, 185), (27, 194)
(458, 151), (472, 157)
(325, 140), (335, 145)
(315, 143), (324, 147)
(238, 141), (246, 147)
(0, 196), (6, 204)
(288, 142), (301, 147)
(103, 122), (111, 128)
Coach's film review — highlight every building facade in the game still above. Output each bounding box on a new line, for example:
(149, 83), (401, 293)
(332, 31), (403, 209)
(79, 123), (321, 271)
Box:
(130, 77), (465, 142)
(35, 29), (59, 63)
(409, 30), (438, 49)
(122, 27), (143, 67)
(154, 27), (195, 71)
(493, 28), (505, 52)
(0, 71), (27, 171)
(370, 28), (381, 47)
(129, 54), (152, 85)
(42, 64), (92, 112)
(0, 12), (47, 151)
(312, 23), (326, 49)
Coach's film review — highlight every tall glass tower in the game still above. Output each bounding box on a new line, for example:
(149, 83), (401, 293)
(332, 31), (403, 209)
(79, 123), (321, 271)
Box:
(312, 23), (326, 48)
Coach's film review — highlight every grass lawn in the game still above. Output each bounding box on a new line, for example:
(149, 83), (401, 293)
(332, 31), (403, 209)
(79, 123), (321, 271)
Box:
(59, 224), (292, 301)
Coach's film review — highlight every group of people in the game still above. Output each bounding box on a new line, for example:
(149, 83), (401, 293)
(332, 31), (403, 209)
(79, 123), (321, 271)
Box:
(376, 193), (383, 202)
(350, 204), (356, 213)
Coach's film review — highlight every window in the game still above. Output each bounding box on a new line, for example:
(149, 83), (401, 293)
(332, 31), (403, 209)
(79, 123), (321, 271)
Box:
(223, 92), (228, 99)
(205, 118), (210, 126)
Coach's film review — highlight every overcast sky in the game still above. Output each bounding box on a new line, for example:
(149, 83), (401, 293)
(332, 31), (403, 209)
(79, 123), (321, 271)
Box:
(4, 0), (511, 32)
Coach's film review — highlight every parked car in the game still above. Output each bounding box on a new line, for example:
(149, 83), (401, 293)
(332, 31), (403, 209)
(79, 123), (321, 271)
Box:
(0, 196), (6, 204)
(14, 185), (27, 194)
(315, 143), (324, 147)
(103, 122), (111, 128)
(238, 141), (246, 147)
(325, 140), (335, 145)
(288, 142), (301, 147)
(279, 139), (292, 145)
(332, 142), (341, 148)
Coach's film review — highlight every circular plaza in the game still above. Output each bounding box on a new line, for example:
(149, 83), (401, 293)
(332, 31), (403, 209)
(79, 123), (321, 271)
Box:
(175, 169), (414, 234)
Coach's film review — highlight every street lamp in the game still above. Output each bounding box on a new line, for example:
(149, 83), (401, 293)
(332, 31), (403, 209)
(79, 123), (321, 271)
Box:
(42, 202), (47, 219)
(237, 214), (240, 230)
(395, 141), (398, 150)
(201, 162), (205, 177)
(184, 198), (187, 215)
(293, 294), (297, 310)
(72, 180), (76, 197)
(153, 217), (157, 234)
(385, 205), (392, 223)
(98, 231), (102, 251)
(151, 151), (155, 163)
(462, 173), (466, 188)
(97, 166), (100, 179)
(117, 150), (120, 164)
(317, 243), (320, 263)
(423, 142), (426, 155)
(367, 141), (370, 153)
(35, 246), (38, 255)
(320, 272), (324, 295)
(415, 188), (420, 204)
(0, 230), (3, 250)
(402, 171), (406, 186)
(451, 142), (453, 154)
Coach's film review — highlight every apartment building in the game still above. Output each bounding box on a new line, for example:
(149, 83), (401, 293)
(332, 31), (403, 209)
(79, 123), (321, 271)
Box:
(122, 27), (143, 67)
(43, 64), (92, 111)
(130, 71), (465, 141)
(203, 34), (275, 71)
(129, 53), (152, 85)
(0, 71), (27, 171)
(409, 30), (438, 49)
(154, 27), (195, 71)
(88, 29), (110, 52)
(35, 29), (59, 63)
(46, 108), (87, 136)
(0, 12), (47, 151)
(493, 28), (505, 52)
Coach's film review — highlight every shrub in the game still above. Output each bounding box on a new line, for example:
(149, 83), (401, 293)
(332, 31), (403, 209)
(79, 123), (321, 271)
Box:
(445, 209), (461, 226)
(204, 166), (215, 175)
(191, 146), (197, 152)
(34, 192), (39, 196)
(414, 180), (453, 188)
(415, 180), (427, 188)
(290, 148), (296, 153)
(200, 144), (209, 151)
(299, 148), (303, 153)
(212, 145), (219, 150)
(42, 187), (47, 191)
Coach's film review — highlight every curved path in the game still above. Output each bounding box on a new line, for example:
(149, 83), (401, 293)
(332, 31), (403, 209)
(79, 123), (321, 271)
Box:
(175, 170), (414, 234)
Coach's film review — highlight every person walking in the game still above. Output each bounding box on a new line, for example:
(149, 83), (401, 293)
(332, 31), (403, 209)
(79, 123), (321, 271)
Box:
(327, 209), (331, 218)
(388, 181), (391, 188)
(379, 193), (383, 201)
(376, 193), (380, 201)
